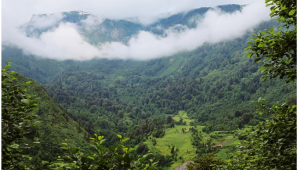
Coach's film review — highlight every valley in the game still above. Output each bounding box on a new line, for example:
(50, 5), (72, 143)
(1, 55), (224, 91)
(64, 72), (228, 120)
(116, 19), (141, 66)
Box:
(2, 1), (296, 169)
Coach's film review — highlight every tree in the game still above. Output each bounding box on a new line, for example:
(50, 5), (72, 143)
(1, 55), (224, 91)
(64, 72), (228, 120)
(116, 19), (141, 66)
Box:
(170, 146), (175, 154)
(2, 63), (40, 169)
(2, 63), (158, 169)
(166, 115), (173, 124)
(136, 143), (149, 154)
(51, 134), (158, 170)
(118, 110), (124, 118)
(227, 100), (296, 169)
(186, 153), (225, 170)
(246, 0), (296, 83)
(89, 105), (98, 113)
(153, 139), (157, 146)
(234, 110), (242, 117)
(226, 0), (297, 169)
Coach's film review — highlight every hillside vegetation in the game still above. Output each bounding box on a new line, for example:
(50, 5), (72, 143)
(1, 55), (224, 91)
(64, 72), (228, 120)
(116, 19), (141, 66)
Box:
(14, 73), (90, 165)
(1, 2), (296, 169)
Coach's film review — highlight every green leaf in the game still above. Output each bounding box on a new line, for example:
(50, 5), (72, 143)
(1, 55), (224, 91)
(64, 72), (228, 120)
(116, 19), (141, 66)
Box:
(3, 63), (11, 70)
(270, 27), (274, 32)
(117, 134), (122, 139)
(60, 147), (69, 150)
(100, 139), (106, 144)
(259, 66), (265, 71)
(10, 144), (19, 149)
(87, 156), (94, 160)
(70, 148), (79, 154)
(98, 136), (104, 141)
(128, 148), (135, 153)
(121, 138), (130, 143)
(21, 99), (29, 104)
(26, 81), (32, 85)
(289, 9), (296, 16)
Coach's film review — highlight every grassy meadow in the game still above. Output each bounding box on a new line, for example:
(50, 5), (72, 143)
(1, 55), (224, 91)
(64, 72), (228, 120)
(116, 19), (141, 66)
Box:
(143, 113), (244, 169)
(144, 125), (205, 169)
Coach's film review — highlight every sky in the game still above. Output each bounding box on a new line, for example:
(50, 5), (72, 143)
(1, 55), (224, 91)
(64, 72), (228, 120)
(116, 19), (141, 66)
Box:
(2, 0), (272, 60)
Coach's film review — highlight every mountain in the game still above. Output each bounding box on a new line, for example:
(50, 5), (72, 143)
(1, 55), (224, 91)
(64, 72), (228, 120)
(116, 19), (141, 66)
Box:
(2, 4), (245, 84)
(43, 19), (295, 135)
(2, 47), (65, 84)
(14, 73), (90, 165)
(22, 4), (243, 44)
(2, 4), (296, 169)
(3, 4), (295, 141)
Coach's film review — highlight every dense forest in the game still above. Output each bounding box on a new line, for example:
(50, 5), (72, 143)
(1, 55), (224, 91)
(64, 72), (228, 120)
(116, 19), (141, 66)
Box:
(2, 0), (296, 169)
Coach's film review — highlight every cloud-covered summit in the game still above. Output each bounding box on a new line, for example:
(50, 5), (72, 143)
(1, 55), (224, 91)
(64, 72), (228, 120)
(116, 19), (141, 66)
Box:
(2, 1), (271, 61)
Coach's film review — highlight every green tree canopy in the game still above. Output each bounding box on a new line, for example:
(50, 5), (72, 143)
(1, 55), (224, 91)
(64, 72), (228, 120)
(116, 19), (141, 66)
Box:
(2, 62), (40, 169)
(246, 0), (296, 83)
(225, 0), (297, 169)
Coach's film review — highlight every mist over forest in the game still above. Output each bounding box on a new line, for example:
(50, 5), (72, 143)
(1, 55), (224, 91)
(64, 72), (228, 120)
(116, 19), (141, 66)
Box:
(2, 0), (297, 169)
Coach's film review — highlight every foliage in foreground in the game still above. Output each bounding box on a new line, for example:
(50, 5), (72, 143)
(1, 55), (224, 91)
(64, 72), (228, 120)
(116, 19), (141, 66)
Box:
(186, 153), (225, 170)
(2, 63), (158, 170)
(246, 0), (297, 83)
(226, 100), (296, 169)
(2, 62), (40, 169)
(50, 134), (158, 170)
(188, 0), (297, 169)
(226, 0), (297, 169)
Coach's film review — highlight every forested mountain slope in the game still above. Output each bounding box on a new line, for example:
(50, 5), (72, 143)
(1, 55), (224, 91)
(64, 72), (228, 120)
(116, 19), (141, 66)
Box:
(40, 19), (295, 146)
(2, 47), (66, 84)
(2, 0), (297, 169)
(14, 73), (90, 164)
(2, 11), (295, 147)
(2, 4), (244, 85)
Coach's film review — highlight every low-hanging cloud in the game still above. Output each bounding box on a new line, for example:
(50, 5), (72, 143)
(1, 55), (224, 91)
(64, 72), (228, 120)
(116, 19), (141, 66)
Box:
(3, 1), (271, 61)
(27, 13), (64, 29)
(101, 1), (271, 60)
(3, 23), (102, 60)
(80, 15), (104, 31)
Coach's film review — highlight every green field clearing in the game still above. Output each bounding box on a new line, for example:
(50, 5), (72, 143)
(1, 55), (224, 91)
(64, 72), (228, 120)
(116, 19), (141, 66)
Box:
(143, 124), (244, 169)
(173, 111), (194, 125)
(143, 111), (245, 169)
(144, 125), (205, 169)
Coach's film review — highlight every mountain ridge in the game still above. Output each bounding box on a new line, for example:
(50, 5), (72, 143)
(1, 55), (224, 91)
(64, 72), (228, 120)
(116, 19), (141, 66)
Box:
(22, 4), (244, 44)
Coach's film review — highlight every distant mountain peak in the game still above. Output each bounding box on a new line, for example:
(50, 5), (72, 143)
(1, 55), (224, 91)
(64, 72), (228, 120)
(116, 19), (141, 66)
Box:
(63, 10), (91, 16)
(78, 11), (90, 15)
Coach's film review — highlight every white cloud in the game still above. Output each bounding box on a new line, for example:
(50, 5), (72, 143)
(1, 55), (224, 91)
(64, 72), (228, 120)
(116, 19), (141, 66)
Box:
(98, 1), (271, 60)
(2, 0), (259, 28)
(3, 23), (102, 60)
(27, 13), (64, 29)
(2, 0), (271, 61)
(80, 15), (104, 31)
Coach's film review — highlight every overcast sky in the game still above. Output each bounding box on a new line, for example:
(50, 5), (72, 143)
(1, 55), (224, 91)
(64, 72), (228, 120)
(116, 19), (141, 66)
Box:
(2, 0), (271, 60)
